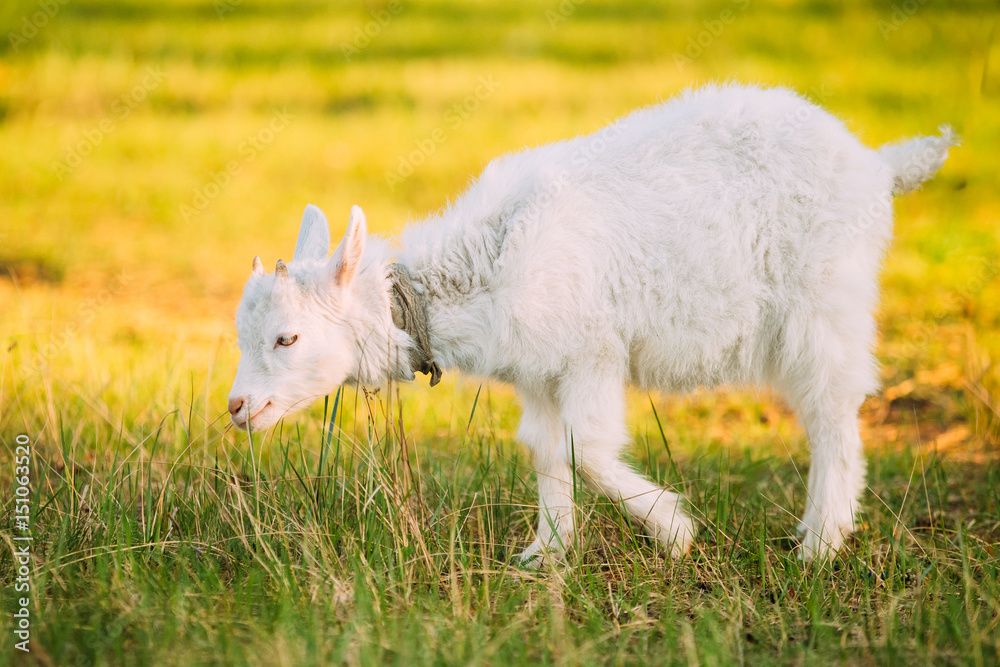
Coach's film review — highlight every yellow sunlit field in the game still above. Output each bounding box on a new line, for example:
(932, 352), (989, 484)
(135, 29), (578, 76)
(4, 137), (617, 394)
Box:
(1, 0), (998, 664)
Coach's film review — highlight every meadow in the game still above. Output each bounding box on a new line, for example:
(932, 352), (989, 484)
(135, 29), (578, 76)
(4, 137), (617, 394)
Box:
(1, 0), (999, 664)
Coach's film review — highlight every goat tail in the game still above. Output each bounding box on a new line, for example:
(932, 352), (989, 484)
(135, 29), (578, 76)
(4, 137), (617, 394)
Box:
(877, 125), (958, 195)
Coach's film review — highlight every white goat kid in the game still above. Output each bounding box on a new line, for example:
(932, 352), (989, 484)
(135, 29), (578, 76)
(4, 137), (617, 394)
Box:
(228, 84), (955, 563)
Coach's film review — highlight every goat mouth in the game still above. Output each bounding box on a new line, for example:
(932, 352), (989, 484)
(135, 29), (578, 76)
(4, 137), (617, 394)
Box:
(234, 401), (273, 430)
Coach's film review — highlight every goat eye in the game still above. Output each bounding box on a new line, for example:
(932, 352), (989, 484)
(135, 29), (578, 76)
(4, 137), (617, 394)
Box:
(275, 334), (298, 348)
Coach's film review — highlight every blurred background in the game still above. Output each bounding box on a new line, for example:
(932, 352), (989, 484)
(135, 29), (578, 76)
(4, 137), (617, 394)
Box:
(0, 0), (997, 462)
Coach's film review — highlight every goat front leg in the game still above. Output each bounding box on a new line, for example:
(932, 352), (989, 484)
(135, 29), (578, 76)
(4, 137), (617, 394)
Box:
(515, 390), (575, 568)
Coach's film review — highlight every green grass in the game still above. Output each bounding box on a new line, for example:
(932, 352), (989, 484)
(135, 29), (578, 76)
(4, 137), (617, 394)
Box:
(1, 0), (999, 664)
(3, 386), (1000, 665)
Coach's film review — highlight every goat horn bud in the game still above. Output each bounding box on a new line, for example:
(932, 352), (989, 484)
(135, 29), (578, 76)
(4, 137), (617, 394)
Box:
(252, 256), (264, 276)
(275, 259), (288, 278)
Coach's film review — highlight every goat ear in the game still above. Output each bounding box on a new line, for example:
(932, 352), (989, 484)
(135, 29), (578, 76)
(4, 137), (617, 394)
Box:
(328, 205), (367, 287)
(292, 204), (331, 262)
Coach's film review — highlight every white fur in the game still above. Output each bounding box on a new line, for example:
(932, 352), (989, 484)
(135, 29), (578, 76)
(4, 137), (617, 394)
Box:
(229, 83), (955, 562)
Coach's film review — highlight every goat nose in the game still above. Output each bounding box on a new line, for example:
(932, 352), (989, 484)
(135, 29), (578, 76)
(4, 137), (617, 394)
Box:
(228, 397), (245, 416)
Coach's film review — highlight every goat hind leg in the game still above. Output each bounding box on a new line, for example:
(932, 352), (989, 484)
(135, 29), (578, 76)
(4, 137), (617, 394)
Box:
(796, 395), (867, 560)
